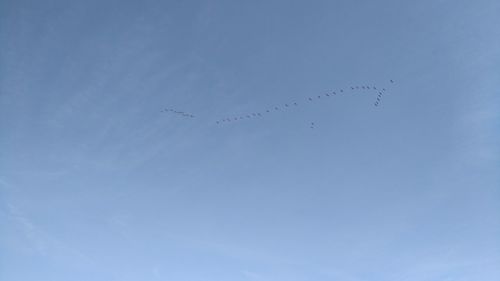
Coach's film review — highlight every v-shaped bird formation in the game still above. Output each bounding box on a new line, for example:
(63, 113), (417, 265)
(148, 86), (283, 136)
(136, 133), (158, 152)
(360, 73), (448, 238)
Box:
(161, 80), (395, 128)
(214, 80), (394, 125)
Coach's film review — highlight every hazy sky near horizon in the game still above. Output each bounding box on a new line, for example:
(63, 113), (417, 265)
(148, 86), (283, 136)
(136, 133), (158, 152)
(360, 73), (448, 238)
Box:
(1, 0), (499, 280)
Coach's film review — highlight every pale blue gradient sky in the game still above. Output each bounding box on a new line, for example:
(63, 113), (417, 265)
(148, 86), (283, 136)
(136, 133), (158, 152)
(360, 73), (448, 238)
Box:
(1, 1), (499, 281)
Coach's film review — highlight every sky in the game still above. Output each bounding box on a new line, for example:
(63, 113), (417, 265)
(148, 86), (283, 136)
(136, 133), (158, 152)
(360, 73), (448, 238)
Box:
(1, 0), (499, 280)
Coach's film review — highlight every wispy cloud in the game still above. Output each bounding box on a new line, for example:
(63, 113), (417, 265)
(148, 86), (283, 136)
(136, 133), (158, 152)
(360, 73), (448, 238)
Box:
(4, 202), (95, 268)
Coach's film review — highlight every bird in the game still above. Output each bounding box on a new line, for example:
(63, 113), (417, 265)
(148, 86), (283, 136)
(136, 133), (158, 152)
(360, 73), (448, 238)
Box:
(390, 80), (394, 83)
(308, 97), (313, 101)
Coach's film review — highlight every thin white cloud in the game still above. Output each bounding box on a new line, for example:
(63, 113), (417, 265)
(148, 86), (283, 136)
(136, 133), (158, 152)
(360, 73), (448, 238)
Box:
(4, 202), (95, 268)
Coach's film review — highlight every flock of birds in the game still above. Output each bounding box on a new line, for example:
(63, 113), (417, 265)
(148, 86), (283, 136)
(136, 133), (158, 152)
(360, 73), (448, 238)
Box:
(214, 80), (394, 125)
(160, 108), (195, 119)
(161, 80), (394, 128)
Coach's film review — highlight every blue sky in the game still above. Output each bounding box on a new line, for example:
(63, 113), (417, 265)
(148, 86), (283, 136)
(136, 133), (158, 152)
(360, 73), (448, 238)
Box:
(1, 0), (499, 280)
